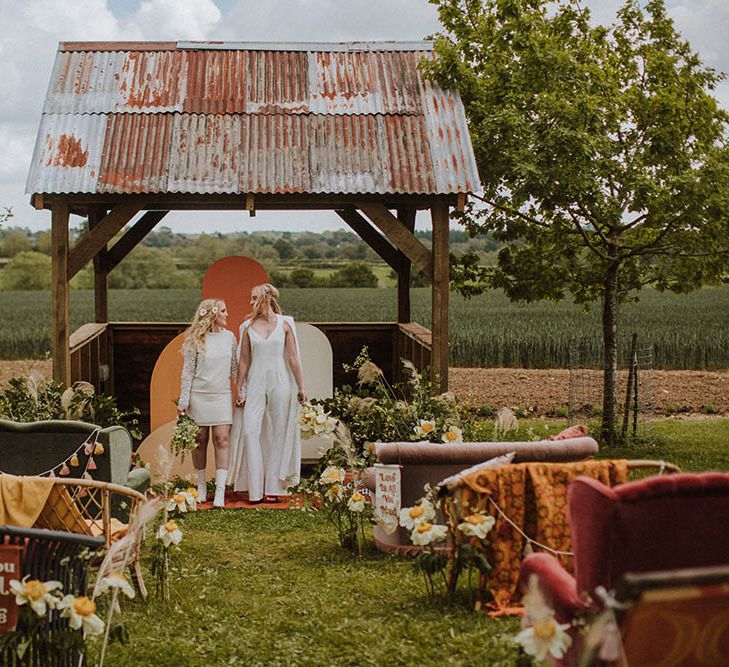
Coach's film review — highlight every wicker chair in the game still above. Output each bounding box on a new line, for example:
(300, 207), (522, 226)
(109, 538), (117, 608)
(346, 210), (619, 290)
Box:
(32, 478), (149, 598)
(0, 524), (105, 666)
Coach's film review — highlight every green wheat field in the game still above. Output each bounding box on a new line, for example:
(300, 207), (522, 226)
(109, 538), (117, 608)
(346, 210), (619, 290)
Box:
(1, 286), (727, 369)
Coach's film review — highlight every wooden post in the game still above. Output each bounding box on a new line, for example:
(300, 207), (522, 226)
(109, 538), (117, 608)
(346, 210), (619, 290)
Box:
(396, 209), (416, 324)
(90, 210), (108, 323)
(51, 202), (70, 385)
(431, 201), (449, 390)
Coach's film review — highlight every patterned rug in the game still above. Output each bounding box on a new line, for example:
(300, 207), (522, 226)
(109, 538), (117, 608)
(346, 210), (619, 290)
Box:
(196, 490), (299, 510)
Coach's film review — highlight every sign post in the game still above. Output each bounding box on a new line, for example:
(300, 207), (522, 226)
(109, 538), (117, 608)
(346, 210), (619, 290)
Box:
(0, 545), (22, 634)
(374, 464), (402, 535)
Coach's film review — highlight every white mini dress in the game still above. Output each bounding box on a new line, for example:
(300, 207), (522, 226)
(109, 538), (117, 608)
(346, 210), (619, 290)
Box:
(179, 330), (237, 426)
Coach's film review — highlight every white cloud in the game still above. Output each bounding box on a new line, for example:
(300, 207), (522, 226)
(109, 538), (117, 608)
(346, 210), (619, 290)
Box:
(216, 0), (440, 41)
(129, 0), (222, 40)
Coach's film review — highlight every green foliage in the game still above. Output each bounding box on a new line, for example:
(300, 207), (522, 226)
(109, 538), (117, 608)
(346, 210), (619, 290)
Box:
(318, 348), (466, 456)
(109, 246), (197, 289)
(0, 376), (141, 440)
(1, 251), (51, 290)
(0, 229), (32, 257)
(328, 261), (378, 287)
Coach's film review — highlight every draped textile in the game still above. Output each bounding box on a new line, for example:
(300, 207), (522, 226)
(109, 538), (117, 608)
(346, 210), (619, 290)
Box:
(456, 459), (629, 613)
(0, 474), (54, 527)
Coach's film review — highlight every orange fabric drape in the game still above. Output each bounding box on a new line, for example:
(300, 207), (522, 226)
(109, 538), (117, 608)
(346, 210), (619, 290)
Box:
(457, 459), (629, 614)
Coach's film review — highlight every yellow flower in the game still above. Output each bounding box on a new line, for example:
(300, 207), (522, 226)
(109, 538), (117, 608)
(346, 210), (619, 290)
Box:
(410, 522), (448, 546)
(441, 425), (463, 444)
(96, 572), (135, 599)
(157, 519), (183, 547)
(10, 576), (62, 617)
(59, 595), (105, 636)
(457, 513), (496, 539)
(166, 493), (188, 513)
(347, 491), (366, 512)
(398, 499), (435, 529)
(319, 466), (346, 485)
(413, 419), (436, 440)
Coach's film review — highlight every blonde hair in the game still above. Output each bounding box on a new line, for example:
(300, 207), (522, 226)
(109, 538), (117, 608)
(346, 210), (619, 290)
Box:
(182, 298), (226, 356)
(248, 283), (283, 322)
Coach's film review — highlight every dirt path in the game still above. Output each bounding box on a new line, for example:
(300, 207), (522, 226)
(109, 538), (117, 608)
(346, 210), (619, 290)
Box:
(2, 359), (727, 417)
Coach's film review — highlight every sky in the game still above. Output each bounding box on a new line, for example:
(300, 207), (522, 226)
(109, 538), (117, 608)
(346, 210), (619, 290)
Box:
(1, 0), (727, 234)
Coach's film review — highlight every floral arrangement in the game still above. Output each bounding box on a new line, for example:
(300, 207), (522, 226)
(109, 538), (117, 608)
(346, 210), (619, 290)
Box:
(149, 446), (198, 601)
(297, 401), (338, 439)
(398, 482), (497, 605)
(315, 348), (470, 462)
(170, 413), (199, 462)
(0, 372), (141, 440)
(514, 575), (572, 663)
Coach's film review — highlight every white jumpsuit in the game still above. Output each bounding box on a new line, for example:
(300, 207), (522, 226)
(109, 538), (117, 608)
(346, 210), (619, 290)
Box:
(228, 315), (302, 500)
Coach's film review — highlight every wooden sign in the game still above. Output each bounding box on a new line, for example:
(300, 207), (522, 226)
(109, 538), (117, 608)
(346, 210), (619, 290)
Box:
(0, 545), (22, 634)
(374, 464), (401, 535)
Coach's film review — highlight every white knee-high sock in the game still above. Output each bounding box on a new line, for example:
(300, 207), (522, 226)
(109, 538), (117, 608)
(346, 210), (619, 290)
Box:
(213, 468), (227, 507)
(196, 469), (207, 503)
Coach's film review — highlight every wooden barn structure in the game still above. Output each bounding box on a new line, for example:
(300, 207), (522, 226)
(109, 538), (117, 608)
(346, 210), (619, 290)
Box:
(26, 41), (479, 433)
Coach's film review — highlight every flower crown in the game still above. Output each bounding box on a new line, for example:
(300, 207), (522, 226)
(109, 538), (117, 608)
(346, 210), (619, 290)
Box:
(198, 305), (220, 318)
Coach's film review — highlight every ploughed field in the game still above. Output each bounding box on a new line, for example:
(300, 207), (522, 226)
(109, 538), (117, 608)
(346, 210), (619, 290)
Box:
(0, 286), (727, 369)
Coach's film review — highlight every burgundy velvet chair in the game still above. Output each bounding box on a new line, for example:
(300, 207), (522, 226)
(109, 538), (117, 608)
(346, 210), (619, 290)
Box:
(520, 472), (729, 664)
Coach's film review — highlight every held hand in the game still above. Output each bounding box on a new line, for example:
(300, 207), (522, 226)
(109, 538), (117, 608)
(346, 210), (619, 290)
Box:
(177, 406), (186, 417)
(297, 391), (307, 405)
(235, 390), (247, 407)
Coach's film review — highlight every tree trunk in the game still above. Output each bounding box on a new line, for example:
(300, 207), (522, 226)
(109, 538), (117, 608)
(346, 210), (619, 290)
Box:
(601, 261), (620, 446)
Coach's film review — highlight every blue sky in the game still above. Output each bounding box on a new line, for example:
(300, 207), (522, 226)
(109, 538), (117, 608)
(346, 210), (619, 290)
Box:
(1, 0), (727, 234)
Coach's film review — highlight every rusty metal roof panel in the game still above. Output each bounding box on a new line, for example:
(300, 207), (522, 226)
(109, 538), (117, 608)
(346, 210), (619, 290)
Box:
(26, 114), (107, 194)
(44, 50), (186, 114)
(28, 41), (480, 195)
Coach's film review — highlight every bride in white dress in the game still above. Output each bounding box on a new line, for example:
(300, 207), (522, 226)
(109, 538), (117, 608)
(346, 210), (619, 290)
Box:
(228, 284), (307, 503)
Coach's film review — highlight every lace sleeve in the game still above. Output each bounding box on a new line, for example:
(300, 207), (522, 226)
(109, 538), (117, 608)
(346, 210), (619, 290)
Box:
(230, 336), (238, 384)
(178, 346), (196, 410)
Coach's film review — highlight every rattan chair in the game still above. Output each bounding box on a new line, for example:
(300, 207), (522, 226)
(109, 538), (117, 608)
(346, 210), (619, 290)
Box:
(0, 524), (105, 666)
(32, 478), (149, 597)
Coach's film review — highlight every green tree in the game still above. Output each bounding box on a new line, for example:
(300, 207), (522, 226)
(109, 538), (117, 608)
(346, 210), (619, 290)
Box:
(0, 229), (32, 257)
(425, 0), (729, 444)
(1, 251), (52, 289)
(109, 246), (197, 289)
(274, 238), (296, 260)
(290, 267), (319, 287)
(329, 262), (378, 288)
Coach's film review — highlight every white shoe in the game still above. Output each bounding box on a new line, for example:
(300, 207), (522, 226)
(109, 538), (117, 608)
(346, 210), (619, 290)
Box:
(213, 468), (227, 508)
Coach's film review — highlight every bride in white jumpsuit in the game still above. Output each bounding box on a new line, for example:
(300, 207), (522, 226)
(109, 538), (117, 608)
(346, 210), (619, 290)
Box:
(228, 284), (306, 502)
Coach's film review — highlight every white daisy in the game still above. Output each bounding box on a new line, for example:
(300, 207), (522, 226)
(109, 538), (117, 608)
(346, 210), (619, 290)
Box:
(157, 520), (183, 547)
(410, 522), (448, 546)
(413, 419), (437, 440)
(58, 595), (105, 637)
(442, 425), (464, 444)
(457, 513), (496, 539)
(319, 466), (346, 486)
(347, 491), (366, 512)
(166, 492), (188, 513)
(9, 576), (62, 617)
(182, 487), (199, 510)
(95, 572), (135, 599)
(398, 499), (436, 530)
(514, 616), (572, 661)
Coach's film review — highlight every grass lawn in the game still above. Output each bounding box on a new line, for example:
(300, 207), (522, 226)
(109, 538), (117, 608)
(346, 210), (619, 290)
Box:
(92, 418), (728, 665)
(93, 510), (520, 666)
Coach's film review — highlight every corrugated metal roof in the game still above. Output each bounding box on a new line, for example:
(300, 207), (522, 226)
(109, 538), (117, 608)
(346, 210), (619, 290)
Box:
(27, 41), (479, 196)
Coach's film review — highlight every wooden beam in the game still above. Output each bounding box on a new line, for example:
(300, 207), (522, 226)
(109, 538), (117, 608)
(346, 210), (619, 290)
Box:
(357, 203), (433, 280)
(396, 208), (416, 324)
(89, 210), (109, 323)
(335, 208), (399, 271)
(431, 201), (450, 390)
(67, 202), (140, 279)
(106, 210), (168, 272)
(51, 203), (70, 385)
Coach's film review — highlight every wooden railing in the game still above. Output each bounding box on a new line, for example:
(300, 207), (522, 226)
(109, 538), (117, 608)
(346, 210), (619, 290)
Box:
(69, 323), (111, 395)
(69, 320), (433, 436)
